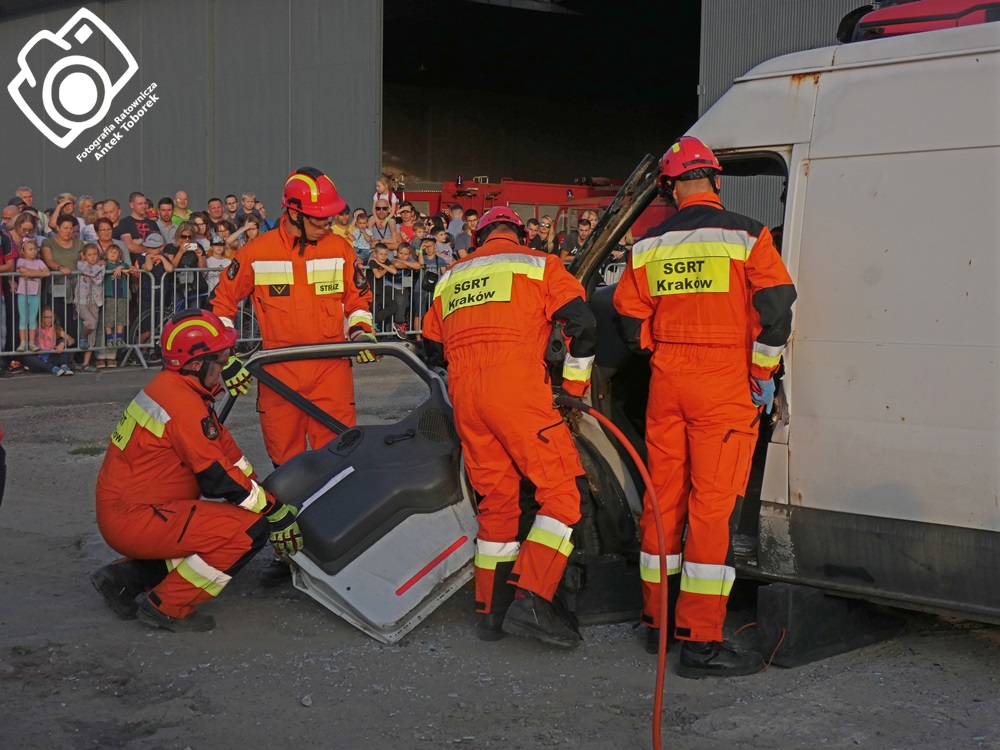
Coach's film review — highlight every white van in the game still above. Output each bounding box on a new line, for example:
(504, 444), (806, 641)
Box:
(581, 22), (1000, 623)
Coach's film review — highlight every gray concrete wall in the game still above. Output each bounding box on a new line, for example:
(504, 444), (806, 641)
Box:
(0, 0), (381, 216)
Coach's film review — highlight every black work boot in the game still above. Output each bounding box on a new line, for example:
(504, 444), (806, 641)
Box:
(478, 561), (516, 642)
(90, 562), (145, 620)
(677, 640), (764, 679)
(136, 594), (215, 633)
(502, 590), (582, 649)
(257, 556), (292, 587)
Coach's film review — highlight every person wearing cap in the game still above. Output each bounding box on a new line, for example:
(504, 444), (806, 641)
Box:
(134, 233), (173, 345)
(331, 203), (353, 241)
(421, 206), (597, 648)
(211, 166), (376, 586)
(90, 308), (303, 632)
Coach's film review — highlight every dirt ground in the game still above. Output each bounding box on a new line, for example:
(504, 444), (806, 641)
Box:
(2, 363), (999, 750)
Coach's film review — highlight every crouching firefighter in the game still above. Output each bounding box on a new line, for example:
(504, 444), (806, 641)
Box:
(614, 137), (797, 677)
(90, 309), (304, 632)
(422, 207), (598, 648)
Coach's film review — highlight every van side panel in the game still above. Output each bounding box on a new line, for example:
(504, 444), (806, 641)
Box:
(791, 63), (1000, 531)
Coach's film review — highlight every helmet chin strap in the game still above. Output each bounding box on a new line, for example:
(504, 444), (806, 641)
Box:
(288, 208), (317, 256)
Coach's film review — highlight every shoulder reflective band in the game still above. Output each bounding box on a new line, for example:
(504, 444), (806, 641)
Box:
(251, 259), (294, 285)
(306, 258), (344, 295)
(110, 390), (171, 450)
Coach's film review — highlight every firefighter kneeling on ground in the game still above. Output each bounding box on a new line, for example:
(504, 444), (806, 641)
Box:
(614, 137), (797, 677)
(422, 206), (597, 648)
(90, 309), (304, 632)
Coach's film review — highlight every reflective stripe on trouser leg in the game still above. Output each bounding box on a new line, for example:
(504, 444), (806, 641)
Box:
(512, 515), (575, 601)
(639, 550), (682, 628)
(650, 344), (757, 641)
(474, 540), (520, 614)
(146, 503), (267, 619)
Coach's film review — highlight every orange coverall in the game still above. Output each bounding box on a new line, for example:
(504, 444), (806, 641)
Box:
(95, 370), (276, 618)
(613, 192), (796, 642)
(422, 235), (597, 614)
(211, 217), (373, 465)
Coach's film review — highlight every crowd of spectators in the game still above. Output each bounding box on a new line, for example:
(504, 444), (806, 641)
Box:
(1, 176), (631, 376)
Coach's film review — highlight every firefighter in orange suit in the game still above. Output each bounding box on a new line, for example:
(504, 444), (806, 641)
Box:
(614, 137), (797, 677)
(211, 166), (375, 467)
(91, 309), (304, 632)
(422, 207), (597, 649)
(211, 167), (376, 585)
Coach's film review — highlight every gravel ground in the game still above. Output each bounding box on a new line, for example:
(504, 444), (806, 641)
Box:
(1, 362), (999, 750)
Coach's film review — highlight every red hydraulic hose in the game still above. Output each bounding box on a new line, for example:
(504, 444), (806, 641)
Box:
(554, 392), (668, 750)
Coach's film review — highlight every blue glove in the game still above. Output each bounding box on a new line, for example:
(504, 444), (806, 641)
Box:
(750, 377), (776, 413)
(750, 378), (774, 414)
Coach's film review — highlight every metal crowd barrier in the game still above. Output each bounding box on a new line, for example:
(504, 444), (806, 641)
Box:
(601, 261), (627, 285)
(0, 268), (261, 369)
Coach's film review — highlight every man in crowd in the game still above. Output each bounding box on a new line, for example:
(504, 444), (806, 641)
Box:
(172, 191), (193, 224)
(15, 186), (33, 208)
(331, 204), (353, 241)
(422, 207), (597, 648)
(90, 308), (303, 632)
(211, 166), (377, 586)
(224, 194), (239, 219)
(102, 199), (122, 233)
(613, 137), (796, 677)
(255, 201), (276, 232)
(454, 208), (479, 257)
(116, 193), (159, 257)
(156, 197), (177, 244)
(560, 218), (593, 266)
(397, 201), (419, 244)
(207, 198), (225, 224)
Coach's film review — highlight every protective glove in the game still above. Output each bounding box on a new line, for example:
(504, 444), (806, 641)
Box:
(349, 330), (380, 364)
(265, 503), (304, 555)
(750, 377), (776, 414)
(222, 355), (252, 397)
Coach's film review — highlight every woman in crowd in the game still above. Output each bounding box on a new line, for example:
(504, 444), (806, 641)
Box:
(226, 215), (260, 252)
(93, 217), (130, 264)
(190, 212), (212, 251)
(537, 215), (558, 255)
(41, 214), (85, 336)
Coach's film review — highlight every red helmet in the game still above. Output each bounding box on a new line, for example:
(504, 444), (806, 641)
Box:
(161, 309), (237, 371)
(281, 166), (347, 218)
(659, 136), (723, 180)
(476, 206), (525, 244)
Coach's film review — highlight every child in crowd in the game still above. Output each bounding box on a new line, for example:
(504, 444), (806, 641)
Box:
(14, 239), (49, 352)
(434, 227), (455, 264)
(353, 211), (373, 261)
(410, 221), (428, 253)
(418, 237), (450, 323)
(99, 244), (134, 366)
(76, 243), (105, 371)
(366, 242), (405, 334)
(372, 176), (398, 217)
(392, 242), (421, 337)
(23, 307), (75, 376)
(205, 235), (231, 293)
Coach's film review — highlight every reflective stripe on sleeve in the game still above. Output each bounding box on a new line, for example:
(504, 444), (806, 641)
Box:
(219, 316), (235, 329)
(348, 310), (373, 328)
(127, 390), (171, 437)
(562, 353), (594, 383)
(238, 480), (268, 513)
(235, 456), (253, 477)
(474, 540), (521, 570)
(751, 341), (784, 370)
(639, 551), (682, 583)
(175, 554), (233, 597)
(680, 561), (736, 597)
(251, 260), (294, 285)
(525, 515), (574, 558)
